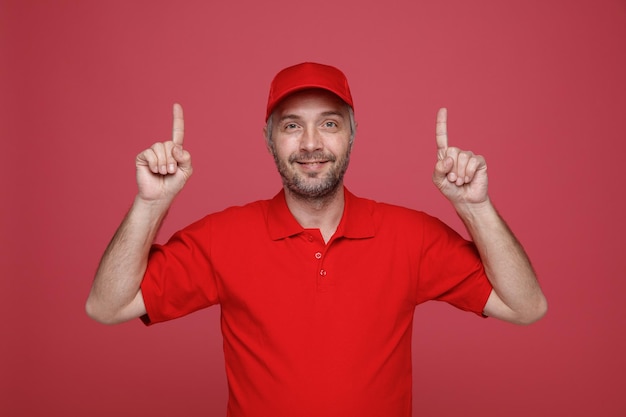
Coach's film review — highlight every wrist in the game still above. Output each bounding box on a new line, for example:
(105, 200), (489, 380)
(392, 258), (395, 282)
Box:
(132, 195), (172, 218)
(453, 197), (495, 222)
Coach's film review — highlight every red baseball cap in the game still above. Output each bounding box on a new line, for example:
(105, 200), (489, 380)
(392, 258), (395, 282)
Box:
(265, 62), (354, 121)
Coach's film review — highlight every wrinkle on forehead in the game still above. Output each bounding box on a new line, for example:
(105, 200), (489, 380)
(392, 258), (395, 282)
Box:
(278, 110), (347, 123)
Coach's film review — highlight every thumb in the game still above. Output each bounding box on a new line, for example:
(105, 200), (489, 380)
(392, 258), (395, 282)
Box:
(172, 145), (193, 174)
(432, 157), (453, 184)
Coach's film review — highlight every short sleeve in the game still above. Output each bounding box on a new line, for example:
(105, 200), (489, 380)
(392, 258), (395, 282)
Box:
(415, 214), (492, 316)
(140, 215), (220, 325)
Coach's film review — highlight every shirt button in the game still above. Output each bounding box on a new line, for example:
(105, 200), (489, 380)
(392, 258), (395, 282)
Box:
(320, 269), (327, 276)
(315, 252), (322, 259)
(307, 235), (314, 242)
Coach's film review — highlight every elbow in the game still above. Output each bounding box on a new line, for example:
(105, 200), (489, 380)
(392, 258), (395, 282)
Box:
(85, 297), (119, 325)
(515, 295), (548, 326)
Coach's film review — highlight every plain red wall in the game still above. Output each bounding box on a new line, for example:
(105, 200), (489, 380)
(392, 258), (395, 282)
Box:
(2, 0), (625, 416)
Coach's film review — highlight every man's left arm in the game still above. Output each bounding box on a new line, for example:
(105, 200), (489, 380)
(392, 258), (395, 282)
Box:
(432, 108), (547, 325)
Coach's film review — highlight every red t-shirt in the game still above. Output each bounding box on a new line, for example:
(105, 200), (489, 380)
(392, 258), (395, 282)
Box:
(141, 188), (492, 417)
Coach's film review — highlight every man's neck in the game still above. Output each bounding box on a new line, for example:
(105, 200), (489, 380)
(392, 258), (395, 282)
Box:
(284, 185), (345, 244)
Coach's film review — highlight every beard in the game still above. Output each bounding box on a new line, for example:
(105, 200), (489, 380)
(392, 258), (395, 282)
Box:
(271, 147), (352, 200)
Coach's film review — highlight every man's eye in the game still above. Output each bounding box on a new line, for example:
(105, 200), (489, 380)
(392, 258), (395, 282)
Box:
(285, 123), (298, 129)
(324, 121), (338, 128)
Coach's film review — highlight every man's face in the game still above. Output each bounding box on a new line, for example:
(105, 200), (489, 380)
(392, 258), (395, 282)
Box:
(266, 89), (354, 200)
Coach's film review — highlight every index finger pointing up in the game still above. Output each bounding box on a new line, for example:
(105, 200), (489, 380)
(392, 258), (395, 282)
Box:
(172, 103), (185, 146)
(436, 107), (448, 160)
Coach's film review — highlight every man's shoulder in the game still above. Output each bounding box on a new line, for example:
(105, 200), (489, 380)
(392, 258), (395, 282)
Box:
(210, 197), (273, 221)
(348, 191), (434, 222)
(349, 194), (461, 244)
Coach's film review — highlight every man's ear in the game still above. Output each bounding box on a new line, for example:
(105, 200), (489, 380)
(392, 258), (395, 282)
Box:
(263, 125), (271, 153)
(350, 121), (358, 145)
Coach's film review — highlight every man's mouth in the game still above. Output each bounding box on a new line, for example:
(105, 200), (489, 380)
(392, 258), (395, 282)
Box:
(296, 160), (328, 165)
(290, 151), (335, 165)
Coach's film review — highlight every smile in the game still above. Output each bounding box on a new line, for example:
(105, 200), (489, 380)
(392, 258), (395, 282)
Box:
(295, 161), (329, 172)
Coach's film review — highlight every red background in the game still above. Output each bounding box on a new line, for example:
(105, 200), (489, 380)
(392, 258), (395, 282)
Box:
(2, 1), (625, 416)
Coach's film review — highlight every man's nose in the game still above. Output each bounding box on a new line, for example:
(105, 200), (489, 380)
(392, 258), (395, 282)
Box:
(300, 127), (323, 151)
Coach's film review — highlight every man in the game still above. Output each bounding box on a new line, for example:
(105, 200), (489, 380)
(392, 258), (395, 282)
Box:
(86, 62), (547, 417)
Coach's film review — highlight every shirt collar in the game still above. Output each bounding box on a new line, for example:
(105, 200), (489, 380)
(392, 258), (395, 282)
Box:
(267, 187), (376, 241)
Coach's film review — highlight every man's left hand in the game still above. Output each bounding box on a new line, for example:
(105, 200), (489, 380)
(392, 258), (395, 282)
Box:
(432, 108), (489, 206)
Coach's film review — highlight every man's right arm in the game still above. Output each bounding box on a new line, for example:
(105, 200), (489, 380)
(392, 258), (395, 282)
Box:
(85, 199), (166, 324)
(86, 104), (192, 324)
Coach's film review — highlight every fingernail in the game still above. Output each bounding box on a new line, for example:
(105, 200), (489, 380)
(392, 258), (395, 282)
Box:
(168, 163), (176, 173)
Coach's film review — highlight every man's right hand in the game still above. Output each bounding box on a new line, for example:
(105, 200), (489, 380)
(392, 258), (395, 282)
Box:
(135, 103), (193, 204)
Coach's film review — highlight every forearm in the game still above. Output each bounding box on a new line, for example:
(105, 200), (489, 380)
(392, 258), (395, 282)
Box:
(455, 199), (547, 324)
(86, 196), (169, 324)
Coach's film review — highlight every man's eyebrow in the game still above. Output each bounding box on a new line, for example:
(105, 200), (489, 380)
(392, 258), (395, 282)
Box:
(320, 111), (346, 119)
(278, 114), (302, 123)
(278, 111), (345, 122)
(277, 110), (347, 124)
